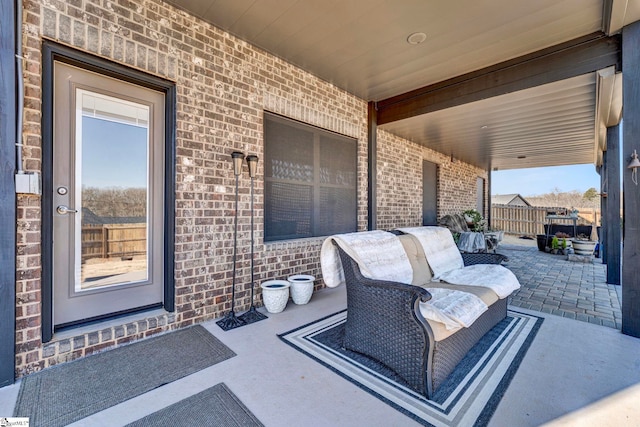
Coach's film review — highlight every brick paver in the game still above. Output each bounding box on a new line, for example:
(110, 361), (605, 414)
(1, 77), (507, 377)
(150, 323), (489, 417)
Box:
(497, 241), (621, 329)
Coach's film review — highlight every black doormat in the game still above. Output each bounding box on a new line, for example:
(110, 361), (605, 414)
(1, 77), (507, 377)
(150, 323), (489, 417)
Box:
(279, 310), (542, 426)
(14, 325), (235, 427)
(125, 383), (263, 426)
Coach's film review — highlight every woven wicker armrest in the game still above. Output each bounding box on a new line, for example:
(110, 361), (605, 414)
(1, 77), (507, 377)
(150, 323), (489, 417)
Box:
(461, 252), (508, 265)
(334, 243), (433, 395)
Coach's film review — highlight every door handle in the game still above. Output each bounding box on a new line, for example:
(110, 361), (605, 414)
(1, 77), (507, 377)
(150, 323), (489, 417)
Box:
(56, 205), (78, 215)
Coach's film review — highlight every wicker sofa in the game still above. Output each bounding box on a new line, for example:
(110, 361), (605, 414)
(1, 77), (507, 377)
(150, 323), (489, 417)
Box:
(331, 231), (512, 398)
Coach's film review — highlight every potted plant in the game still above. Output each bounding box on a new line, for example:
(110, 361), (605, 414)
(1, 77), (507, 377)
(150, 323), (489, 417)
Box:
(555, 232), (572, 254)
(462, 209), (485, 232)
(572, 234), (597, 256)
(550, 236), (560, 254)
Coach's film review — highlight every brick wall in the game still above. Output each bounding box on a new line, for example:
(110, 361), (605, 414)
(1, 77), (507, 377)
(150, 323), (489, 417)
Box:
(376, 130), (488, 229)
(14, 0), (486, 377)
(439, 157), (488, 217)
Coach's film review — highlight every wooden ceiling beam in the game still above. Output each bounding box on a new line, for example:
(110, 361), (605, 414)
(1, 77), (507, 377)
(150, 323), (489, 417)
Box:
(376, 32), (621, 125)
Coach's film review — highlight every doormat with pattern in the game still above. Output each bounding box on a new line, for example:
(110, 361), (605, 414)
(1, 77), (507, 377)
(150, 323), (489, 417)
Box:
(14, 325), (235, 427)
(279, 309), (542, 427)
(125, 383), (263, 426)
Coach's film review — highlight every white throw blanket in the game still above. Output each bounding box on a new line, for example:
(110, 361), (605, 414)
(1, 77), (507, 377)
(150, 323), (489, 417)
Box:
(320, 230), (413, 288)
(399, 226), (520, 299)
(398, 226), (464, 280)
(420, 288), (488, 330)
(320, 230), (488, 330)
(438, 264), (521, 299)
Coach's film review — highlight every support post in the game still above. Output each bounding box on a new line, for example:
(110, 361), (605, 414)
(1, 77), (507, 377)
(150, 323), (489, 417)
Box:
(487, 173), (492, 229)
(367, 101), (377, 231)
(622, 21), (640, 337)
(0, 0), (17, 386)
(599, 162), (607, 262)
(605, 125), (621, 285)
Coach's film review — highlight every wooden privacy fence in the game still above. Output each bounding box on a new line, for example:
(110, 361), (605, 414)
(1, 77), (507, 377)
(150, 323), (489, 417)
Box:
(491, 205), (599, 236)
(81, 223), (147, 262)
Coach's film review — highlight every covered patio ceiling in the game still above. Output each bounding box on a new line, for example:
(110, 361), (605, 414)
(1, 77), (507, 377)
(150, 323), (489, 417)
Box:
(166, 0), (640, 170)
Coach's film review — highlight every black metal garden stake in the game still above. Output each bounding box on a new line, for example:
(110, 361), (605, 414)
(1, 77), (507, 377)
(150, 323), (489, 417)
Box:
(217, 151), (247, 331)
(239, 154), (267, 325)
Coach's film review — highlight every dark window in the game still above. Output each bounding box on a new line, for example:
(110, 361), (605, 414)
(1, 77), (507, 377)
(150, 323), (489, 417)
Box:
(476, 177), (485, 214)
(264, 113), (357, 241)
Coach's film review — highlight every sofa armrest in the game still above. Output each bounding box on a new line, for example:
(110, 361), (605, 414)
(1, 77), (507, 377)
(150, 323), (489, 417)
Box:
(335, 244), (434, 396)
(461, 252), (508, 265)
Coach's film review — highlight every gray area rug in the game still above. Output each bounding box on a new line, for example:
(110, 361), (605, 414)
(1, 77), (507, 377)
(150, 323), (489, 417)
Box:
(14, 325), (235, 427)
(279, 309), (542, 427)
(126, 383), (263, 426)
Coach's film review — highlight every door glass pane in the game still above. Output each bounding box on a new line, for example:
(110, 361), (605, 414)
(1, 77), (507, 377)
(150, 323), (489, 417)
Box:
(76, 89), (150, 291)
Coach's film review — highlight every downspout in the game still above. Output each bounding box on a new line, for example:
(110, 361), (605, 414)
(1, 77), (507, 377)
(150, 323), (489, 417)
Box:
(367, 101), (377, 231)
(15, 0), (24, 174)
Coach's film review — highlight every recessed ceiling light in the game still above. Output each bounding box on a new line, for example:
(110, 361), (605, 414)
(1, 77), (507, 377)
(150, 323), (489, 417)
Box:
(407, 32), (427, 45)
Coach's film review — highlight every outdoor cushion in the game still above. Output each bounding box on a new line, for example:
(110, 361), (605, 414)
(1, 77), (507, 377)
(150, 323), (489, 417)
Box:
(397, 226), (464, 279)
(437, 264), (520, 299)
(398, 234), (433, 285)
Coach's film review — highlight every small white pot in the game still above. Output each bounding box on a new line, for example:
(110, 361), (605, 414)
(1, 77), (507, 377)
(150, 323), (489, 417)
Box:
(288, 274), (315, 305)
(260, 280), (290, 313)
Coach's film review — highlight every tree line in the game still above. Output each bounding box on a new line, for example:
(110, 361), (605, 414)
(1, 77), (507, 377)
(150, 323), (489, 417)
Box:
(524, 187), (600, 210)
(82, 187), (147, 218)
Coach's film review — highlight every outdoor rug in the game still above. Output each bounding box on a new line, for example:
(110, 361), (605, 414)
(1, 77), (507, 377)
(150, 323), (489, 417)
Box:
(126, 383), (263, 426)
(14, 325), (235, 427)
(279, 309), (543, 427)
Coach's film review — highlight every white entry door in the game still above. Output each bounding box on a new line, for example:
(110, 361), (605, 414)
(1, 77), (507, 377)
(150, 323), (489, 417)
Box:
(52, 61), (165, 327)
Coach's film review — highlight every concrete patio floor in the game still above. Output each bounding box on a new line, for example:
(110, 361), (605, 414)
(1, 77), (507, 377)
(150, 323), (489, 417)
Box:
(0, 240), (638, 426)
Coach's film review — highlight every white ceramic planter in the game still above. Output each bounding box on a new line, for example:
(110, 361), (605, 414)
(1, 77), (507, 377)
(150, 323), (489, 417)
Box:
(572, 240), (597, 256)
(261, 280), (290, 313)
(288, 274), (315, 305)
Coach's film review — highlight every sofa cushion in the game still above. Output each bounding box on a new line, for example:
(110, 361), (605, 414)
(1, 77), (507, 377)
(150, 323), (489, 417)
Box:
(426, 318), (460, 341)
(397, 226), (464, 279)
(398, 234), (433, 285)
(437, 264), (520, 299)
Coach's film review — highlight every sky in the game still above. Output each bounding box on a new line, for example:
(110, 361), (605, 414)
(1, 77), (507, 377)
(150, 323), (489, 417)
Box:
(491, 164), (600, 196)
(82, 116), (148, 188)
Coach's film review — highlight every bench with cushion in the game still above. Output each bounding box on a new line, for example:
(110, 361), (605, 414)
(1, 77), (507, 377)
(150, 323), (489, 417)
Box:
(321, 227), (517, 398)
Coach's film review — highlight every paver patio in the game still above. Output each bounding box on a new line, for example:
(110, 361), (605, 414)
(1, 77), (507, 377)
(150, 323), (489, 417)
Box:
(497, 237), (622, 329)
